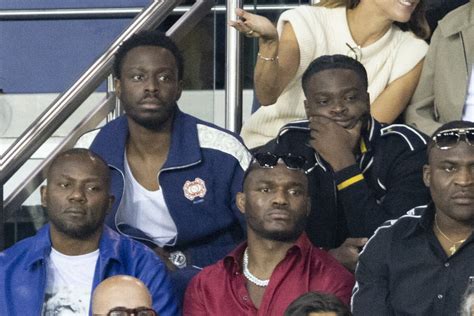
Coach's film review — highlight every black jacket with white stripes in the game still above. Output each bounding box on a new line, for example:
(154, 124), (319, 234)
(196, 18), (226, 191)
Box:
(260, 118), (431, 248)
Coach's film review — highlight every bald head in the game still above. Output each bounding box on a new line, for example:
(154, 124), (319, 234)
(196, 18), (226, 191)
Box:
(48, 148), (110, 185)
(92, 275), (153, 314)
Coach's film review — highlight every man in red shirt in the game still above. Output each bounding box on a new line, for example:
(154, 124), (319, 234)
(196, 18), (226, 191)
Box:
(183, 153), (355, 315)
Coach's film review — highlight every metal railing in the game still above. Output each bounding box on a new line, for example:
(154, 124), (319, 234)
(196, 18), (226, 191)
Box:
(226, 0), (243, 133)
(0, 4), (302, 20)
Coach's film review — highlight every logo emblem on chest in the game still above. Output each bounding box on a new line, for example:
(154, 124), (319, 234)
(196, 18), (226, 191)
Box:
(183, 177), (207, 201)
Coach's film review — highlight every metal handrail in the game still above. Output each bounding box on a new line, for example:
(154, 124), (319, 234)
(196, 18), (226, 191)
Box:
(0, 0), (181, 183)
(0, 4), (302, 20)
(225, 0), (242, 133)
(0, 0), (215, 208)
(3, 95), (116, 220)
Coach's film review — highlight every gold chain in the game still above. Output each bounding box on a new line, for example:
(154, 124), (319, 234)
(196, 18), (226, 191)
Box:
(434, 214), (466, 256)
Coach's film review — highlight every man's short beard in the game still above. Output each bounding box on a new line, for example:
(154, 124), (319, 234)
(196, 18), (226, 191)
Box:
(247, 214), (307, 243)
(128, 106), (176, 132)
(48, 214), (104, 240)
(53, 221), (102, 240)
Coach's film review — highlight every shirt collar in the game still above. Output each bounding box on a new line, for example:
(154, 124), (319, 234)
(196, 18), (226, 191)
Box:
(24, 224), (53, 269)
(223, 233), (311, 274)
(24, 225), (120, 270)
(401, 203), (474, 250)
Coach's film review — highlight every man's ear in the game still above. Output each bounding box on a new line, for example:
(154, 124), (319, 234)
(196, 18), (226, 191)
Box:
(176, 80), (184, 101)
(304, 99), (310, 118)
(236, 192), (246, 215)
(115, 78), (122, 99)
(422, 164), (431, 188)
(40, 185), (48, 208)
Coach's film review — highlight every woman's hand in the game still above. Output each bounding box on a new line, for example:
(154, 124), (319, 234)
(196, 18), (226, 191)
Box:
(229, 8), (278, 42)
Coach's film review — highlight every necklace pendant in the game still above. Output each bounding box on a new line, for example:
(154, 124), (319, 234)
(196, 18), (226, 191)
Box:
(449, 245), (457, 256)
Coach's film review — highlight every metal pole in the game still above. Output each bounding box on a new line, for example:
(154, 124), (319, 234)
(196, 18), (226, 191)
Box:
(0, 5), (301, 20)
(0, 185), (4, 250)
(225, 0), (243, 133)
(107, 74), (121, 122)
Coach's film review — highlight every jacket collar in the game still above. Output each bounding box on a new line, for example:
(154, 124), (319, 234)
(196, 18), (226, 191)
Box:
(401, 203), (474, 246)
(97, 107), (202, 171)
(162, 108), (202, 170)
(24, 224), (53, 269)
(24, 224), (121, 270)
(438, 1), (474, 37)
(399, 203), (436, 239)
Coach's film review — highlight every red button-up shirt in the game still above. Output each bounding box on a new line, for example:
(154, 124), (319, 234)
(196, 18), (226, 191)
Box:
(184, 234), (354, 316)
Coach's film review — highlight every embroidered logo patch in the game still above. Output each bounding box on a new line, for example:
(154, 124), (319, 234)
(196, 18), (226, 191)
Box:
(183, 178), (207, 201)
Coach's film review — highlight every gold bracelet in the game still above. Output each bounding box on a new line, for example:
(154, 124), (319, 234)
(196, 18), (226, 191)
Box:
(257, 52), (279, 62)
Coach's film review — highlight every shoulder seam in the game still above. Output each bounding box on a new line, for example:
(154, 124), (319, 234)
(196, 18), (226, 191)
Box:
(197, 124), (251, 170)
(380, 124), (427, 151)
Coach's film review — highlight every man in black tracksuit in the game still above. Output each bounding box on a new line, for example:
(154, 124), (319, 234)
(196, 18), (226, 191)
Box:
(259, 55), (431, 270)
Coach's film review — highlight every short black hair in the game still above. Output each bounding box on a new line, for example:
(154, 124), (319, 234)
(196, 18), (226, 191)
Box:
(427, 120), (474, 157)
(284, 292), (352, 316)
(48, 148), (110, 186)
(113, 30), (184, 80)
(301, 54), (368, 95)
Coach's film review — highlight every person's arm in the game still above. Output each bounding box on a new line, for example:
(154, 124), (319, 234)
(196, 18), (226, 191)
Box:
(351, 226), (393, 315)
(229, 9), (300, 105)
(309, 118), (429, 236)
(307, 117), (429, 267)
(404, 28), (442, 136)
(334, 142), (429, 238)
(138, 252), (181, 316)
(371, 60), (424, 123)
(328, 237), (368, 272)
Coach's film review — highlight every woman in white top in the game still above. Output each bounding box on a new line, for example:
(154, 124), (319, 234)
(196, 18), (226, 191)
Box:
(230, 0), (430, 149)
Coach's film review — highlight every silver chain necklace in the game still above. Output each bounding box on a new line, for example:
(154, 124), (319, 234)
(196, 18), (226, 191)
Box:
(243, 248), (269, 287)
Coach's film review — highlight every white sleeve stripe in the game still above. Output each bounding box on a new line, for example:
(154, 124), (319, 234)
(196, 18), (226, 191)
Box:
(197, 124), (252, 171)
(358, 213), (422, 256)
(386, 124), (428, 145)
(384, 131), (414, 150)
(75, 129), (100, 148)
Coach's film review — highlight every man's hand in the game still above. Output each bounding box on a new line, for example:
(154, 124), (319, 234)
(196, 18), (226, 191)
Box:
(153, 246), (177, 272)
(328, 237), (368, 272)
(308, 116), (362, 171)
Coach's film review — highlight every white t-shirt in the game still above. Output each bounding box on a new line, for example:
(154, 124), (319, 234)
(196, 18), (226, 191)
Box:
(462, 65), (474, 121)
(240, 5), (428, 149)
(116, 154), (178, 247)
(42, 248), (99, 316)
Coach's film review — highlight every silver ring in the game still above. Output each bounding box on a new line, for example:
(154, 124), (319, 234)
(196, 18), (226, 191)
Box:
(246, 29), (254, 36)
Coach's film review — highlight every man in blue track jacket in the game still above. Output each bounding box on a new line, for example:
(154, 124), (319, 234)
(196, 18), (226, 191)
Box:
(80, 31), (251, 298)
(0, 149), (179, 315)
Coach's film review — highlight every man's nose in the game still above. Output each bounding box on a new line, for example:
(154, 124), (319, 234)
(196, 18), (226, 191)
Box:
(455, 168), (474, 187)
(272, 188), (289, 206)
(145, 77), (159, 92)
(330, 102), (347, 115)
(68, 186), (86, 202)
